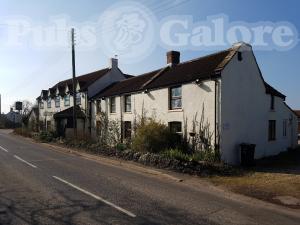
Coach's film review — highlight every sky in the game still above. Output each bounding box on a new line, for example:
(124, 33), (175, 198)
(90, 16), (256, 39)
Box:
(0, 0), (299, 113)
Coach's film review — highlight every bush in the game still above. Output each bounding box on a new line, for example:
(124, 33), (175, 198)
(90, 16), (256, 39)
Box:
(163, 148), (190, 161)
(38, 131), (57, 142)
(162, 148), (219, 163)
(14, 128), (32, 138)
(132, 119), (176, 153)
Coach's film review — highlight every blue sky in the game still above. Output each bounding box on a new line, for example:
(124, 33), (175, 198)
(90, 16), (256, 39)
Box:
(0, 0), (299, 113)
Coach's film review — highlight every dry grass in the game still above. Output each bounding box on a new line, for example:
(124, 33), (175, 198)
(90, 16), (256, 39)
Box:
(208, 147), (300, 208)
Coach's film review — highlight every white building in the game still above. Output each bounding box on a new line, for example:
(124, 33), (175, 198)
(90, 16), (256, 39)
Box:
(90, 42), (297, 164)
(37, 58), (131, 137)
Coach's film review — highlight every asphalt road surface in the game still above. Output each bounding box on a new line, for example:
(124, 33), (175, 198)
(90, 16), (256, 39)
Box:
(0, 129), (299, 225)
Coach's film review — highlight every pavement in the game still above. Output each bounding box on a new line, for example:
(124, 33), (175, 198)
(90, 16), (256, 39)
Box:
(0, 129), (299, 225)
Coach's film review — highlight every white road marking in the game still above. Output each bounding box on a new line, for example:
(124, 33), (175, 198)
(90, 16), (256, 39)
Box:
(0, 145), (8, 152)
(52, 176), (136, 218)
(14, 155), (37, 168)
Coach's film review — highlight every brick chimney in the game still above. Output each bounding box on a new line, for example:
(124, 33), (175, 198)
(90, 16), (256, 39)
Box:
(109, 57), (118, 69)
(167, 51), (180, 66)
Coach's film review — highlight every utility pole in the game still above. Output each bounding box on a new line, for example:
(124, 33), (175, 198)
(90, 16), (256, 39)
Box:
(71, 28), (77, 138)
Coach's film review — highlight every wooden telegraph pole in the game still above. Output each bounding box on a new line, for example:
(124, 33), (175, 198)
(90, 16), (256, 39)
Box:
(71, 28), (77, 138)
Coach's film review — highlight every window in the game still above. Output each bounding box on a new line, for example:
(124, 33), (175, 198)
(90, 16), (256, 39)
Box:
(40, 101), (44, 109)
(55, 96), (60, 108)
(110, 97), (116, 113)
(238, 51), (243, 61)
(169, 86), (182, 110)
(283, 119), (287, 137)
(270, 95), (275, 110)
(47, 99), (51, 108)
(64, 95), (70, 106)
(122, 121), (132, 140)
(124, 95), (131, 112)
(96, 121), (101, 135)
(76, 93), (81, 105)
(169, 122), (182, 134)
(46, 121), (51, 131)
(96, 100), (101, 114)
(268, 120), (276, 141)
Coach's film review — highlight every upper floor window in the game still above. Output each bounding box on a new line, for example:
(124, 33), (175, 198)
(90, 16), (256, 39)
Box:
(96, 100), (101, 114)
(76, 93), (81, 105)
(283, 119), (287, 137)
(169, 86), (182, 110)
(110, 97), (116, 113)
(47, 99), (51, 108)
(40, 102), (44, 109)
(270, 95), (275, 110)
(55, 96), (60, 108)
(64, 95), (70, 106)
(268, 120), (276, 141)
(124, 95), (131, 112)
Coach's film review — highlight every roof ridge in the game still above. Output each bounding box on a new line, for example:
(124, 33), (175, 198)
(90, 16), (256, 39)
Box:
(140, 66), (170, 89)
(176, 47), (234, 67)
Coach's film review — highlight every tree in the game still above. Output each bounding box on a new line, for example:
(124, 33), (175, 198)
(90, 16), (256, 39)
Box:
(11, 100), (34, 116)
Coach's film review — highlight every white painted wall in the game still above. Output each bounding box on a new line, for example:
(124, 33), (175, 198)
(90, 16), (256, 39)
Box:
(220, 44), (297, 164)
(38, 92), (88, 131)
(96, 81), (217, 146)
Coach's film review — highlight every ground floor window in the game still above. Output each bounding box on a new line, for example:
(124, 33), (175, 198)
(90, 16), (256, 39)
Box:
(96, 100), (101, 114)
(169, 121), (182, 134)
(268, 120), (276, 141)
(46, 121), (52, 131)
(122, 121), (132, 141)
(96, 120), (101, 135)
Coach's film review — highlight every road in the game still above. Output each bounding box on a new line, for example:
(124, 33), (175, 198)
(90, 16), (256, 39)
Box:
(0, 129), (299, 225)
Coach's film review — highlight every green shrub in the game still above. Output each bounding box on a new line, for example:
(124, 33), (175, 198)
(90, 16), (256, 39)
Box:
(162, 148), (219, 163)
(132, 119), (176, 153)
(38, 131), (57, 142)
(163, 148), (190, 161)
(116, 143), (127, 151)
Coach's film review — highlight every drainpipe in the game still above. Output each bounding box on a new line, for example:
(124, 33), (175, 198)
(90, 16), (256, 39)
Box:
(120, 95), (124, 143)
(212, 72), (221, 152)
(214, 80), (217, 149)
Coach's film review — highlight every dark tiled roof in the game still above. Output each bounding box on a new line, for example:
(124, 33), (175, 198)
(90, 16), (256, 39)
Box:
(294, 110), (300, 117)
(53, 106), (85, 119)
(93, 69), (163, 98)
(264, 82), (286, 99)
(54, 68), (111, 91)
(95, 47), (239, 98)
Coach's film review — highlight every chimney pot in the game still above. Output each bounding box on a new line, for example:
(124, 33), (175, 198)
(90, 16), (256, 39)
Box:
(167, 51), (180, 66)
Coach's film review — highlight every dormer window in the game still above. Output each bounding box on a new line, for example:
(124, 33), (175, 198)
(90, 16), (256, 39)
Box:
(64, 95), (70, 106)
(76, 93), (81, 105)
(55, 96), (60, 108)
(47, 98), (51, 108)
(40, 101), (44, 109)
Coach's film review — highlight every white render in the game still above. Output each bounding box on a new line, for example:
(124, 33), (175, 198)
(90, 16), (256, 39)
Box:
(38, 58), (127, 136)
(220, 44), (298, 164)
(37, 43), (297, 165)
(93, 43), (297, 165)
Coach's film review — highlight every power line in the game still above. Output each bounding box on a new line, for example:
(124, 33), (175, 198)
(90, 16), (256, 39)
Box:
(96, 0), (191, 35)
